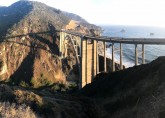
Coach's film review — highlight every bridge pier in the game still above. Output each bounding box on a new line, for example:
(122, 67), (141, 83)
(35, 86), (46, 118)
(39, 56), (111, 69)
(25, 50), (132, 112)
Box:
(96, 41), (99, 74)
(59, 31), (62, 57)
(80, 38), (87, 88)
(142, 44), (145, 64)
(59, 31), (67, 58)
(112, 43), (115, 72)
(104, 41), (107, 72)
(135, 44), (145, 66)
(120, 43), (123, 70)
(135, 44), (138, 66)
(80, 38), (97, 88)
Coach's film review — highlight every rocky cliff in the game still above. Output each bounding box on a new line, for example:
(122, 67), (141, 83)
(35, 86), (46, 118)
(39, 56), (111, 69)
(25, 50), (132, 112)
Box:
(0, 0), (100, 87)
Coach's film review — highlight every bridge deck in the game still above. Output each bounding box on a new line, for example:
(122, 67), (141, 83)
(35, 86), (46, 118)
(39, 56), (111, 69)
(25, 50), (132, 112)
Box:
(60, 30), (165, 44)
(85, 36), (165, 44)
(59, 30), (165, 88)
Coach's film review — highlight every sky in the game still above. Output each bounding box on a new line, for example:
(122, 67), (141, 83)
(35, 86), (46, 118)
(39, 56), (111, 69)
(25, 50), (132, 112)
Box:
(1, 0), (165, 27)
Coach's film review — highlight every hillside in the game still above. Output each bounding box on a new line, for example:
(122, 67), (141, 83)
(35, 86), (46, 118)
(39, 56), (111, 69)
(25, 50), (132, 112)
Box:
(0, 0), (100, 88)
(81, 56), (165, 118)
(0, 1), (70, 39)
(0, 56), (165, 118)
(62, 11), (101, 33)
(0, 1), (101, 39)
(0, 1), (67, 87)
(62, 11), (88, 23)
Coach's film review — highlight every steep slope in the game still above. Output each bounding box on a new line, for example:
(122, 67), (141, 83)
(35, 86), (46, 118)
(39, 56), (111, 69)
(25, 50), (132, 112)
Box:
(0, 0), (101, 88)
(81, 56), (165, 118)
(1, 56), (165, 118)
(0, 0), (93, 87)
(0, 1), (66, 87)
(0, 2), (33, 39)
(63, 11), (88, 23)
(0, 0), (70, 39)
(63, 11), (101, 34)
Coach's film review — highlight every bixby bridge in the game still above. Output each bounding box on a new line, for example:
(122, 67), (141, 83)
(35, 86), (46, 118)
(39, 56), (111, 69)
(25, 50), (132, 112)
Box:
(59, 30), (165, 88)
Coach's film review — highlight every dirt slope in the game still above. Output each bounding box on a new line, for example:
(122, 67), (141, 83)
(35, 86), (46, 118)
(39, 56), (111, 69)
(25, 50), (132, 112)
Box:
(81, 56), (165, 118)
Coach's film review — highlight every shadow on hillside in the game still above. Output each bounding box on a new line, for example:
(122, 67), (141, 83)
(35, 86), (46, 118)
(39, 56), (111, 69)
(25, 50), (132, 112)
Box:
(3, 30), (60, 55)
(48, 23), (59, 55)
(9, 42), (36, 85)
(0, 2), (33, 40)
(29, 33), (59, 55)
(6, 40), (50, 53)
(3, 30), (60, 86)
(3, 31), (50, 39)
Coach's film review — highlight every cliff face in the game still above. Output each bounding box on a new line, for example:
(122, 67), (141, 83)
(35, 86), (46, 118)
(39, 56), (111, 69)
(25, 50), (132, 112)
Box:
(0, 1), (69, 87)
(0, 0), (98, 87)
(0, 32), (64, 88)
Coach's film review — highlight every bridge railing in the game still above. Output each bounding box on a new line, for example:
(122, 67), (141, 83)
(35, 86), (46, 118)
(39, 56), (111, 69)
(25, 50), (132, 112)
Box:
(58, 30), (165, 88)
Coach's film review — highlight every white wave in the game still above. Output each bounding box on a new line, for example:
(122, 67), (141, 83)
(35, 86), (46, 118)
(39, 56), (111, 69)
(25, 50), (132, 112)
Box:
(106, 48), (135, 68)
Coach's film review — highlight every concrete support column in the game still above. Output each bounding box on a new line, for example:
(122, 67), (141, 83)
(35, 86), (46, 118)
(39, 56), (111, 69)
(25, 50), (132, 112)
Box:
(59, 31), (62, 57)
(142, 44), (145, 64)
(93, 40), (97, 78)
(60, 31), (65, 58)
(120, 43), (123, 70)
(80, 38), (87, 88)
(96, 41), (99, 74)
(104, 41), (107, 72)
(135, 44), (138, 66)
(85, 39), (88, 84)
(112, 43), (115, 72)
(64, 33), (68, 58)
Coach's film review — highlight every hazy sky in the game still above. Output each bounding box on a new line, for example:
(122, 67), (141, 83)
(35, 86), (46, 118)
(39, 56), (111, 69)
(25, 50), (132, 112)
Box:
(1, 0), (165, 27)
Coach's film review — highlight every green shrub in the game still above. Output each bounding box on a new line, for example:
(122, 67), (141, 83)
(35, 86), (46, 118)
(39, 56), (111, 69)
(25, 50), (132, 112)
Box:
(30, 76), (53, 88)
(20, 81), (29, 87)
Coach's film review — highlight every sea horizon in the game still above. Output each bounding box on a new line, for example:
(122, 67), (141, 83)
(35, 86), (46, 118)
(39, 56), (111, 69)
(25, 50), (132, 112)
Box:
(100, 25), (165, 67)
(100, 25), (165, 38)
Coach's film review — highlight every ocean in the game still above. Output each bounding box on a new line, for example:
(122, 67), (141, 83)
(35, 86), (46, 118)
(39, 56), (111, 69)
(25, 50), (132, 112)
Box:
(101, 25), (165, 67)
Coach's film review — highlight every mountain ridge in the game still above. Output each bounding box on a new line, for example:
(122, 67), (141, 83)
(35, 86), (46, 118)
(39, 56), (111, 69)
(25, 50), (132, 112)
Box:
(0, 0), (100, 38)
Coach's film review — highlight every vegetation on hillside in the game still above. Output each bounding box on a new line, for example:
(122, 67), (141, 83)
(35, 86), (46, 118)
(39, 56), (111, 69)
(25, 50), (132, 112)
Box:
(81, 56), (165, 118)
(0, 102), (38, 118)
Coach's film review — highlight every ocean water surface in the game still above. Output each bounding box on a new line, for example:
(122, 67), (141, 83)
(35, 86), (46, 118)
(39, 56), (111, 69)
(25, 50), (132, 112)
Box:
(101, 25), (165, 67)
